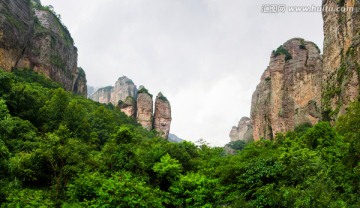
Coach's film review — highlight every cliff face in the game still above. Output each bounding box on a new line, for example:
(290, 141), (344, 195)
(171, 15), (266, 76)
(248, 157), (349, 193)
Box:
(90, 86), (113, 104)
(322, 0), (360, 119)
(91, 81), (172, 138)
(90, 76), (137, 106)
(73, 67), (87, 95)
(110, 76), (137, 106)
(229, 117), (253, 142)
(154, 93), (172, 138)
(0, 0), (32, 71)
(0, 0), (87, 96)
(136, 90), (153, 131)
(119, 96), (136, 118)
(251, 38), (323, 141)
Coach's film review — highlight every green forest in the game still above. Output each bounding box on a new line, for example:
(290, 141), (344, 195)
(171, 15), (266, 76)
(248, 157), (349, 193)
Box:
(0, 69), (359, 207)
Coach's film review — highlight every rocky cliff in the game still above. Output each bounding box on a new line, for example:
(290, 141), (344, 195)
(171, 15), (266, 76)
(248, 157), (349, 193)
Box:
(90, 86), (113, 104)
(250, 38), (323, 141)
(119, 96), (137, 118)
(154, 93), (172, 138)
(136, 87), (153, 131)
(90, 80), (172, 138)
(322, 0), (360, 120)
(229, 117), (253, 142)
(0, 0), (87, 96)
(111, 76), (137, 106)
(229, 2), (360, 142)
(90, 76), (137, 106)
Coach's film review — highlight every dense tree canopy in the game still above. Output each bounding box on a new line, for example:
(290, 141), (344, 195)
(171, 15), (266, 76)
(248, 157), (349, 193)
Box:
(0, 69), (360, 207)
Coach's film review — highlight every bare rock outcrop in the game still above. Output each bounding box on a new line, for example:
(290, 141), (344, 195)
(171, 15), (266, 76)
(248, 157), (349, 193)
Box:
(119, 96), (136, 118)
(0, 0), (87, 96)
(90, 86), (113, 104)
(251, 38), (323, 141)
(90, 76), (137, 106)
(110, 76), (137, 106)
(322, 0), (360, 119)
(154, 92), (172, 138)
(0, 0), (32, 71)
(229, 117), (253, 142)
(90, 80), (173, 138)
(136, 87), (153, 131)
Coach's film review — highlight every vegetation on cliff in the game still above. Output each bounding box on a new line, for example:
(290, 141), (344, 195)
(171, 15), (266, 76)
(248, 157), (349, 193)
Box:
(0, 69), (360, 207)
(273, 45), (292, 61)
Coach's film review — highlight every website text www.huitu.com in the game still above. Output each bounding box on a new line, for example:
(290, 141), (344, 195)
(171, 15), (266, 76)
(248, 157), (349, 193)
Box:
(261, 4), (359, 13)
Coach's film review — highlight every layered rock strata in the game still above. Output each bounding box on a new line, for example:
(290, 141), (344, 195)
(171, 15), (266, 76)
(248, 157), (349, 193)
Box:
(322, 0), (360, 119)
(91, 80), (172, 138)
(0, 0), (87, 96)
(154, 93), (172, 138)
(136, 89), (153, 131)
(250, 38), (323, 141)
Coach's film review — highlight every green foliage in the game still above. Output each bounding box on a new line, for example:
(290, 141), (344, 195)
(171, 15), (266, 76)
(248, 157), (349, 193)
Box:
(153, 153), (182, 189)
(3, 189), (54, 207)
(12, 69), (61, 89)
(66, 171), (164, 207)
(227, 140), (247, 151)
(170, 173), (219, 207)
(50, 55), (66, 69)
(0, 70), (13, 97)
(273, 45), (292, 61)
(0, 99), (9, 119)
(0, 69), (360, 207)
(294, 122), (313, 136)
(157, 93), (168, 102)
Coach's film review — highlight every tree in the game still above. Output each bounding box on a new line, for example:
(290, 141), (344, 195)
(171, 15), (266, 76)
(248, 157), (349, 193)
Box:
(153, 153), (182, 191)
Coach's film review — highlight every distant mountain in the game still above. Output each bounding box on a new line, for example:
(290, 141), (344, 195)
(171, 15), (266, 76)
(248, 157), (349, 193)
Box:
(168, 134), (184, 143)
(87, 86), (98, 98)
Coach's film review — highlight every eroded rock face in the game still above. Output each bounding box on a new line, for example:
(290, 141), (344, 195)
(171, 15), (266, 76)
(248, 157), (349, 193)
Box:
(90, 76), (137, 106)
(154, 93), (172, 138)
(251, 38), (323, 141)
(119, 96), (136, 118)
(110, 76), (137, 106)
(229, 117), (253, 142)
(0, 0), (32, 71)
(90, 86), (113, 103)
(322, 0), (360, 119)
(136, 90), (153, 131)
(73, 67), (87, 95)
(0, 0), (87, 96)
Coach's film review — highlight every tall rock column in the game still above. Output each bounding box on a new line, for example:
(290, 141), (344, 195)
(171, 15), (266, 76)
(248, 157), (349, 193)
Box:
(136, 87), (153, 131)
(322, 0), (360, 119)
(154, 92), (172, 138)
(251, 38), (323, 141)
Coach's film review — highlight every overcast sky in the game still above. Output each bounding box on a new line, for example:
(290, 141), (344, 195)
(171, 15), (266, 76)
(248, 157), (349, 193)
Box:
(42, 0), (323, 146)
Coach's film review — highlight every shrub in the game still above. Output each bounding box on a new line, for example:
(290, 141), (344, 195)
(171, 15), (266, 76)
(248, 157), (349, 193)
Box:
(273, 46), (292, 61)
